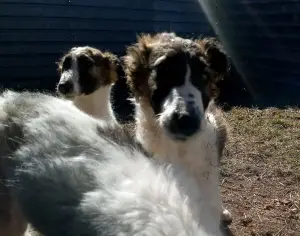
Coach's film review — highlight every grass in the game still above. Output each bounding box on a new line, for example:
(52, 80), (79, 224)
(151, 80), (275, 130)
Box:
(221, 107), (300, 236)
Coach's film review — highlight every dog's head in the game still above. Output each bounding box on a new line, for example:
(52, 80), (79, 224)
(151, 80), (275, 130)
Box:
(124, 32), (229, 141)
(56, 46), (118, 98)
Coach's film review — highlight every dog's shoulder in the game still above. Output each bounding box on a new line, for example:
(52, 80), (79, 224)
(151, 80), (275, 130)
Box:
(96, 121), (151, 158)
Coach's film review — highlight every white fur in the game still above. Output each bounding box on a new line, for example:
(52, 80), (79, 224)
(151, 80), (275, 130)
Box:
(0, 90), (222, 236)
(73, 85), (118, 125)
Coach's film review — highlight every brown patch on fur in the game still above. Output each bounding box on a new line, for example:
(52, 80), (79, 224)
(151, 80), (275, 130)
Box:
(208, 102), (229, 158)
(196, 37), (229, 76)
(90, 51), (119, 86)
(57, 46), (119, 86)
(195, 37), (229, 100)
(123, 34), (154, 100)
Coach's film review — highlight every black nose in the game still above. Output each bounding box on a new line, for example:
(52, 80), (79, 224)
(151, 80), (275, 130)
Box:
(58, 81), (73, 94)
(167, 111), (201, 139)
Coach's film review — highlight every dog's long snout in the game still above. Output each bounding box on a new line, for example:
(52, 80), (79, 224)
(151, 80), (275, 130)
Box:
(167, 105), (201, 139)
(58, 81), (73, 94)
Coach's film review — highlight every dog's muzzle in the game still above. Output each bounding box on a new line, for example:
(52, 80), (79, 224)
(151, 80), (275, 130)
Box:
(57, 80), (73, 95)
(165, 105), (201, 140)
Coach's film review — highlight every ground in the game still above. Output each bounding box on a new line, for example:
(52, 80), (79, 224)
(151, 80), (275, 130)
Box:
(221, 107), (300, 236)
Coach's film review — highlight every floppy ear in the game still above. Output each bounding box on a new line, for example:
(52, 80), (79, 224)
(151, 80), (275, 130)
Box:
(56, 55), (66, 75)
(198, 37), (229, 76)
(56, 47), (76, 75)
(101, 52), (120, 84)
(123, 34), (154, 98)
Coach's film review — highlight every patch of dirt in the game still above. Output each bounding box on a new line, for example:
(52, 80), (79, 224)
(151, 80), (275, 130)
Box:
(221, 107), (300, 236)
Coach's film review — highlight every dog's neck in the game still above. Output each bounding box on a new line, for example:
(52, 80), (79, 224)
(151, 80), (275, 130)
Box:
(134, 98), (220, 177)
(134, 99), (222, 225)
(73, 86), (117, 124)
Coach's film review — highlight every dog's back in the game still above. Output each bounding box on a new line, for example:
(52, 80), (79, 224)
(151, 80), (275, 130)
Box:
(0, 91), (220, 236)
(0, 90), (109, 236)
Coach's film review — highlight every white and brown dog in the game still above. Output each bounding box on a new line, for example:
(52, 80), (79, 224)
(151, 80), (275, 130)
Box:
(56, 46), (119, 126)
(124, 32), (232, 226)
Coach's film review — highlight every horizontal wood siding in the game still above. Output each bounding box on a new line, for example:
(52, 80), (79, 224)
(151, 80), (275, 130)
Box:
(205, 0), (300, 104)
(0, 0), (213, 90)
(153, 0), (214, 36)
(0, 0), (154, 89)
(1, 0), (299, 106)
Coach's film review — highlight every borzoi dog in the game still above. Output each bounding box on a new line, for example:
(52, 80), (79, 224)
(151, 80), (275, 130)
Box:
(0, 90), (222, 236)
(56, 46), (119, 126)
(124, 32), (231, 225)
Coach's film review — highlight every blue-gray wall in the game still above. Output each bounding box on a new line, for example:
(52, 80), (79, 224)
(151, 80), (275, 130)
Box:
(1, 0), (299, 106)
(204, 0), (300, 105)
(0, 0), (212, 90)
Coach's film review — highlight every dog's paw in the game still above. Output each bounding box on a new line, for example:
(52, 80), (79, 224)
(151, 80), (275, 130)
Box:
(221, 208), (232, 226)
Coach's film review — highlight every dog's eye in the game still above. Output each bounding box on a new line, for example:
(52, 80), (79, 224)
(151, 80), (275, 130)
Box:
(78, 55), (94, 68)
(189, 57), (208, 89)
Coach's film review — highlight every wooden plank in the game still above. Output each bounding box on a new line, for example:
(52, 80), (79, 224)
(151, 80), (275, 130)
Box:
(240, 0), (299, 5)
(0, 30), (138, 43)
(169, 22), (212, 33)
(0, 17), (154, 31)
(0, 65), (56, 79)
(1, 77), (57, 90)
(0, 42), (130, 55)
(0, 54), (59, 68)
(0, 4), (154, 21)
(223, 1), (300, 14)
(250, 64), (300, 77)
(243, 57), (299, 71)
(0, 0), (153, 9)
(154, 11), (208, 23)
(154, 0), (203, 13)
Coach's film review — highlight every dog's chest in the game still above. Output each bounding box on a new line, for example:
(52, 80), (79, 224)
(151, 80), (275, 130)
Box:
(148, 134), (218, 179)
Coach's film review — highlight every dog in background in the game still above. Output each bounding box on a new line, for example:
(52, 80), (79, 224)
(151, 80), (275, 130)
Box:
(0, 90), (222, 236)
(56, 46), (120, 126)
(124, 32), (232, 226)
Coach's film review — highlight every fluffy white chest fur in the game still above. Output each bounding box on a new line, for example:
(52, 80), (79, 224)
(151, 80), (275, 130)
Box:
(135, 103), (222, 226)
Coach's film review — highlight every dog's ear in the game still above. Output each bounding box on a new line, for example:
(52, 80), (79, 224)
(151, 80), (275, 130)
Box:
(101, 52), (120, 84)
(89, 50), (119, 85)
(56, 55), (65, 75)
(102, 52), (120, 72)
(123, 34), (154, 97)
(197, 37), (229, 76)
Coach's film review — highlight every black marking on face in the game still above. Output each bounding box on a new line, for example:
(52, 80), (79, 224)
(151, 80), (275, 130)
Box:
(61, 55), (72, 71)
(189, 55), (211, 109)
(149, 52), (210, 114)
(150, 53), (187, 114)
(77, 54), (99, 95)
(189, 56), (207, 90)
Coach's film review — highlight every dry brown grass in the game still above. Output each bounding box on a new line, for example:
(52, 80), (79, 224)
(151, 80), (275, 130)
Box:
(221, 107), (300, 236)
